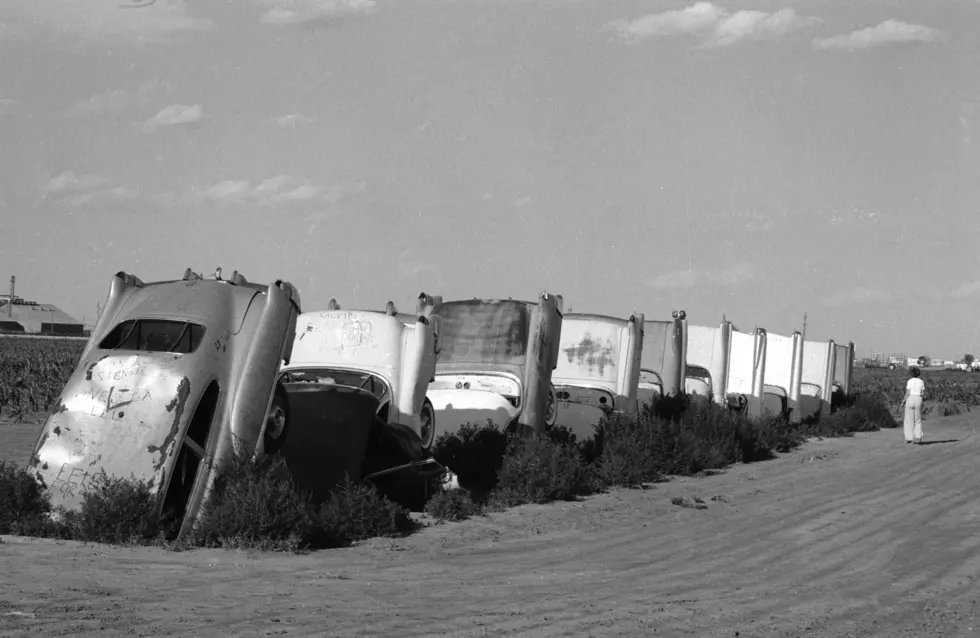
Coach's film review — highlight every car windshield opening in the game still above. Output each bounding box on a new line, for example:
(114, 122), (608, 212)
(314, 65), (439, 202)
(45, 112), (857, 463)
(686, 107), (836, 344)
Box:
(99, 319), (207, 354)
(281, 368), (389, 401)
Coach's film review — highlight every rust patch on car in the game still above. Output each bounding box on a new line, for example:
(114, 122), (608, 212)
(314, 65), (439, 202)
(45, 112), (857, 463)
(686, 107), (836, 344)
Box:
(84, 355), (112, 381)
(148, 377), (191, 474)
(563, 334), (617, 376)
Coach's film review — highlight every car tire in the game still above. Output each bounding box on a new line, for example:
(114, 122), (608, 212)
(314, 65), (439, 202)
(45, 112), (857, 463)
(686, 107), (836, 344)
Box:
(544, 384), (558, 428)
(263, 385), (289, 455)
(419, 398), (436, 450)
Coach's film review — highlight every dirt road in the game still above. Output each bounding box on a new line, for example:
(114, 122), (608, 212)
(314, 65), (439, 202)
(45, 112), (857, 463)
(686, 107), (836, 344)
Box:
(2, 415), (979, 637)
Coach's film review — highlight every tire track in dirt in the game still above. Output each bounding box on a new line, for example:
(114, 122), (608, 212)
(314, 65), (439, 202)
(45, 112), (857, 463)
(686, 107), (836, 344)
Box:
(1, 418), (978, 636)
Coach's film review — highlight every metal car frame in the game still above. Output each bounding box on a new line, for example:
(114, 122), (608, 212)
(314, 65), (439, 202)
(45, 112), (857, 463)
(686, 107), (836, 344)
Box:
(28, 268), (301, 540)
(269, 294), (456, 503)
(551, 312), (644, 441)
(424, 292), (563, 438)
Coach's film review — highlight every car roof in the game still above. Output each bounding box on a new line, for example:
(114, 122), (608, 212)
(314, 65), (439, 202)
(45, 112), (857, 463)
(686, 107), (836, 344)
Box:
(109, 278), (266, 334)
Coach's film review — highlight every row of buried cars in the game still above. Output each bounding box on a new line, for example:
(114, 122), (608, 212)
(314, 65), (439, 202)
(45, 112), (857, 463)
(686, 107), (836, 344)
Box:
(27, 268), (855, 539)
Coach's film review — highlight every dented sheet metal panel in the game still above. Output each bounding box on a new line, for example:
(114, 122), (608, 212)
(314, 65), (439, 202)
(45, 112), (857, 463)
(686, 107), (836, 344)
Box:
(833, 342), (853, 394)
(801, 340), (831, 398)
(727, 330), (758, 396)
(29, 271), (302, 541)
(289, 311), (403, 376)
(102, 279), (262, 337)
(427, 387), (520, 439)
(553, 317), (625, 390)
(640, 319), (684, 397)
(764, 332), (795, 393)
(31, 354), (192, 513)
(434, 300), (530, 368)
(686, 324), (728, 405)
(641, 321), (670, 379)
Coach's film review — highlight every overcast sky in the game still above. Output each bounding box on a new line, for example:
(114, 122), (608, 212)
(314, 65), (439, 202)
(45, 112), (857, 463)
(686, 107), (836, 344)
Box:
(1, 0), (977, 359)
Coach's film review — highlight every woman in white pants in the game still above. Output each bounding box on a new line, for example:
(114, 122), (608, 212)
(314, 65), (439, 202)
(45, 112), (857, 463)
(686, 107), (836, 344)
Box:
(903, 367), (925, 444)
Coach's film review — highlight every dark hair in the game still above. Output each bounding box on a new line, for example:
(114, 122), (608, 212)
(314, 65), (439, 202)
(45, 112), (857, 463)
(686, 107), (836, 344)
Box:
(910, 367), (921, 378)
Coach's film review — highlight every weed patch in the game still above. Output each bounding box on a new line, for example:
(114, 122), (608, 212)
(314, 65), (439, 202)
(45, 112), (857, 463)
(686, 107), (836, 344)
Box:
(0, 460), (52, 534)
(424, 488), (482, 522)
(493, 433), (596, 505)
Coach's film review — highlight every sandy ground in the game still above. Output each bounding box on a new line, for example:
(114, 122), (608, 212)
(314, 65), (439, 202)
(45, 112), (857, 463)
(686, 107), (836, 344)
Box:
(2, 413), (980, 637)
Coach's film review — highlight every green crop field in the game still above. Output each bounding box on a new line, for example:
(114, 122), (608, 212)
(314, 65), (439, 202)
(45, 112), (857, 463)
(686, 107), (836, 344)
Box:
(0, 337), (86, 421)
(850, 365), (980, 418)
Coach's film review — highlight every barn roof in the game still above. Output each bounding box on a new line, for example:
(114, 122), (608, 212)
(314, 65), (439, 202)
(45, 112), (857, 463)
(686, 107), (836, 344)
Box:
(0, 300), (83, 333)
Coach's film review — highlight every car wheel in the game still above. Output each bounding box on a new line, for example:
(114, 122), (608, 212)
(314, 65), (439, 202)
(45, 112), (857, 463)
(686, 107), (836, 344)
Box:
(544, 384), (558, 427)
(419, 399), (436, 450)
(264, 387), (289, 455)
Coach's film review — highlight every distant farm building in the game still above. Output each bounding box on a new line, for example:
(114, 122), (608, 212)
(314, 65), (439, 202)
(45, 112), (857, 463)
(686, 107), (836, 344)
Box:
(0, 276), (84, 337)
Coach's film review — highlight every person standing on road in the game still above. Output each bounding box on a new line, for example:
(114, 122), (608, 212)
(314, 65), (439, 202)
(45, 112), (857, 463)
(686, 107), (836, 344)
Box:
(903, 367), (925, 444)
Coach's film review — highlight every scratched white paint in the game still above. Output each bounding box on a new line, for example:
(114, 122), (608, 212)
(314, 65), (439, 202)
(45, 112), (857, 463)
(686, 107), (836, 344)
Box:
(640, 321), (670, 375)
(727, 330), (757, 395)
(833, 343), (851, 387)
(553, 319), (623, 387)
(427, 388), (520, 438)
(801, 340), (831, 395)
(283, 310), (436, 434)
(33, 355), (184, 513)
(687, 325), (719, 372)
(764, 332), (795, 391)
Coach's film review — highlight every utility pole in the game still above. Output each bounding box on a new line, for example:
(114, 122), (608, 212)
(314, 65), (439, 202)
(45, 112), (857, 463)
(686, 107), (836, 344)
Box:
(802, 312), (807, 340)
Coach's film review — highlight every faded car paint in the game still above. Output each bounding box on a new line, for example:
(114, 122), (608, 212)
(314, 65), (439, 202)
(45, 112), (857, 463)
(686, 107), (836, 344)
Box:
(33, 356), (189, 510)
(28, 269), (301, 540)
(427, 294), (563, 438)
(281, 300), (436, 440)
(638, 318), (686, 405)
(551, 313), (643, 441)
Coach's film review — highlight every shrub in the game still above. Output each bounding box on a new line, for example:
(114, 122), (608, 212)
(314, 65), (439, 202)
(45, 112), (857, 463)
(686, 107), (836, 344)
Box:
(318, 476), (416, 544)
(431, 420), (509, 497)
(188, 454), (322, 551)
(493, 433), (595, 505)
(592, 412), (666, 487)
(61, 472), (161, 544)
(189, 455), (414, 552)
(424, 488), (482, 522)
(0, 460), (52, 534)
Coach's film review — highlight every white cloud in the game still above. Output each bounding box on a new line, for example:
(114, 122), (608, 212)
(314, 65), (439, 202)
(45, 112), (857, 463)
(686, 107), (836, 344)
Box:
(823, 285), (891, 307)
(142, 104), (206, 132)
(257, 0), (377, 26)
(39, 172), (142, 207)
(197, 175), (342, 207)
(275, 113), (315, 127)
(613, 3), (818, 47)
(68, 78), (161, 117)
(949, 281), (980, 300)
(650, 269), (698, 290)
(814, 20), (946, 50)
(0, 98), (16, 116)
(3, 0), (212, 43)
(713, 9), (820, 47)
(41, 172), (111, 197)
(718, 263), (754, 286)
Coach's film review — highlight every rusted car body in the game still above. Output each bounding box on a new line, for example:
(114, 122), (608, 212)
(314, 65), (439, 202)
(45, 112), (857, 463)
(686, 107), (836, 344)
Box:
(763, 330), (805, 422)
(425, 293), (563, 438)
(551, 313), (644, 440)
(271, 296), (450, 500)
(637, 316), (686, 408)
(800, 339), (837, 420)
(28, 269), (301, 539)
